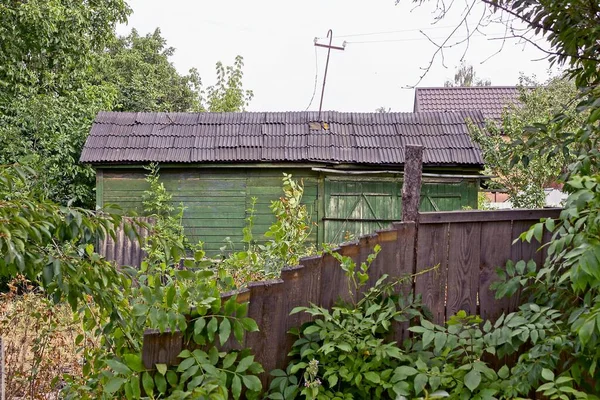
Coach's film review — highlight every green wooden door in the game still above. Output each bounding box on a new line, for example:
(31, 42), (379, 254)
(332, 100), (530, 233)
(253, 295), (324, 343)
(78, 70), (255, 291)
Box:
(323, 178), (402, 244)
(420, 180), (478, 211)
(322, 177), (478, 245)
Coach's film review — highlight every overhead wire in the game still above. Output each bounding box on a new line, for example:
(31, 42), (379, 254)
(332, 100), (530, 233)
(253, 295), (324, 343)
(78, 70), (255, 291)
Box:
(316, 25), (457, 40)
(344, 31), (487, 45)
(304, 45), (319, 111)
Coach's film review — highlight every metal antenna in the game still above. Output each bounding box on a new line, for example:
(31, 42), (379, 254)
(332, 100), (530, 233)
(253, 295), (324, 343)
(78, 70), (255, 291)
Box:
(314, 30), (345, 124)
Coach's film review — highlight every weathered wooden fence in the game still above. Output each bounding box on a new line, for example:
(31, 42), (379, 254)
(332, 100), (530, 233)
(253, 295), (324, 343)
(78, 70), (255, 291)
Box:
(98, 217), (152, 268)
(140, 145), (561, 387)
(142, 207), (560, 382)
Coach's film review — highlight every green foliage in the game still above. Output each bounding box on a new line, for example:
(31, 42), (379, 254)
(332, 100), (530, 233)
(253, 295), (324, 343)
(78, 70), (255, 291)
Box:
(262, 174), (316, 276)
(0, 0), (130, 97)
(270, 245), (595, 399)
(0, 163), (263, 398)
(0, 0), (254, 206)
(0, 164), (132, 313)
(444, 60), (491, 87)
(141, 163), (190, 268)
(99, 28), (204, 113)
(470, 76), (579, 208)
(220, 174), (316, 286)
(204, 55), (254, 112)
(0, 0), (129, 207)
(88, 253), (263, 400)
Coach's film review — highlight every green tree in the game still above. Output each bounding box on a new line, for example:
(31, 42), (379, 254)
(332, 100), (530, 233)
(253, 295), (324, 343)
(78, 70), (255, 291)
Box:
(204, 55), (254, 112)
(0, 0), (130, 98)
(444, 61), (491, 87)
(100, 28), (203, 112)
(0, 0), (254, 207)
(471, 75), (580, 208)
(0, 0), (129, 206)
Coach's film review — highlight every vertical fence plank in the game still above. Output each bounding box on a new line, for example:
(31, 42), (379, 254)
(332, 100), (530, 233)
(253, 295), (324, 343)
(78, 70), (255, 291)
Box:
(390, 222), (417, 343)
(446, 222), (481, 318)
(509, 220), (543, 309)
(244, 279), (284, 387)
(142, 330), (184, 369)
(320, 246), (355, 309)
(479, 221), (513, 321)
(279, 260), (321, 369)
(415, 223), (449, 324)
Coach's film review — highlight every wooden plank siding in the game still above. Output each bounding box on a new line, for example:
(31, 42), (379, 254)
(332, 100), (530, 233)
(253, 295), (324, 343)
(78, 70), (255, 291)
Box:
(142, 208), (562, 389)
(99, 168), (320, 255)
(98, 168), (479, 256)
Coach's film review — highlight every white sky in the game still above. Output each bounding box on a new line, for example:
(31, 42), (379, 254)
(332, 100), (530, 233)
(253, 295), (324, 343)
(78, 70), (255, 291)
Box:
(118, 0), (554, 113)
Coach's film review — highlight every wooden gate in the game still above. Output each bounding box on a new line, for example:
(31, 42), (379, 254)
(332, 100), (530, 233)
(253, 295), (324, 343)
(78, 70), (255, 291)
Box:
(323, 177), (402, 244)
(323, 177), (478, 243)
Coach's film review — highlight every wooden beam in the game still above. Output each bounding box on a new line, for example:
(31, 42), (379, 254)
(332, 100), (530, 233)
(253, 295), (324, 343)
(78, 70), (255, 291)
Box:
(401, 145), (424, 222)
(419, 208), (562, 224)
(96, 169), (104, 209)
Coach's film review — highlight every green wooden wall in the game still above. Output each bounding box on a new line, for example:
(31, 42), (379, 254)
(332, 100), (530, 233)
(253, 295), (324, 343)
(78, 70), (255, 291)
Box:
(97, 167), (478, 254)
(99, 168), (319, 254)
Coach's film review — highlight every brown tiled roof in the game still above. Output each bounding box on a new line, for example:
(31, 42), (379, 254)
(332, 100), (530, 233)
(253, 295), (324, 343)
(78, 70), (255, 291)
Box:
(80, 110), (484, 166)
(414, 86), (521, 121)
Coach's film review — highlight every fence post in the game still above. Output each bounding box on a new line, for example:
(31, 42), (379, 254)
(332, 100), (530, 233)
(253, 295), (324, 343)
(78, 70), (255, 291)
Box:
(402, 144), (424, 222)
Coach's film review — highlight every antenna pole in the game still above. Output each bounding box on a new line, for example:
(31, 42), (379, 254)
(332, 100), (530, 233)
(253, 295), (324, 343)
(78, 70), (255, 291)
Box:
(315, 30), (345, 122)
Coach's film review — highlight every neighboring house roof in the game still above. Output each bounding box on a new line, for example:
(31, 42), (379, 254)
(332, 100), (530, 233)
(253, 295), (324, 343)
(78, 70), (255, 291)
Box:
(80, 110), (484, 166)
(413, 86), (521, 121)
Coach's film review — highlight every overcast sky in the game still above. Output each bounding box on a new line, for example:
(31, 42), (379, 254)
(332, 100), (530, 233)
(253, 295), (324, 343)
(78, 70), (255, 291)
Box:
(118, 0), (555, 113)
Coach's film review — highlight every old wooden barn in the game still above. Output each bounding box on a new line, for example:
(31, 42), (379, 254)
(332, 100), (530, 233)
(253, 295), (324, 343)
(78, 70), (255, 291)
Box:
(81, 110), (485, 253)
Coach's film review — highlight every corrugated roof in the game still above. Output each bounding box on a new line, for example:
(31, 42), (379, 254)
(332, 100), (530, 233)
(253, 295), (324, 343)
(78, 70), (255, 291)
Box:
(413, 86), (521, 121)
(80, 111), (484, 166)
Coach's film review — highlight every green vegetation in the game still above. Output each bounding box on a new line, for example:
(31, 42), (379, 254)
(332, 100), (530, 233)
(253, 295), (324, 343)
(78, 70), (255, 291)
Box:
(470, 76), (580, 208)
(0, 0), (253, 208)
(444, 61), (491, 87)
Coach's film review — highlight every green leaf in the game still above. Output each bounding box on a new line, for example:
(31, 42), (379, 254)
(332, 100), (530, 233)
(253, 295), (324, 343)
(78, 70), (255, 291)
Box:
(132, 304), (149, 317)
(579, 318), (595, 346)
(123, 354), (144, 373)
(232, 375), (242, 399)
(194, 318), (206, 336)
(364, 372), (380, 384)
(155, 373), (167, 394)
(142, 371), (154, 395)
(414, 373), (428, 395)
(434, 332), (447, 353)
(104, 377), (126, 394)
(464, 369), (481, 392)
(422, 330), (434, 348)
(166, 370), (178, 387)
(242, 375), (262, 392)
(395, 365), (418, 377)
(156, 363), (167, 376)
(236, 355), (255, 373)
(207, 317), (218, 342)
(541, 368), (555, 382)
(223, 352), (237, 369)
(106, 359), (131, 375)
(533, 222), (543, 242)
(241, 317), (259, 332)
(219, 318), (231, 345)
(233, 320), (245, 343)
(497, 365), (509, 379)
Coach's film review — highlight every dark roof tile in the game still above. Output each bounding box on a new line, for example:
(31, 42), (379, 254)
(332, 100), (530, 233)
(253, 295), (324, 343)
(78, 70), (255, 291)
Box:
(82, 110), (484, 166)
(414, 86), (522, 121)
